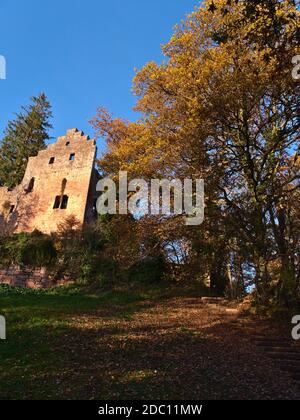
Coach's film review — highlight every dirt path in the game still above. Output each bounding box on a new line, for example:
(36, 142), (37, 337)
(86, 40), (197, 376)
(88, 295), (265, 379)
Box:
(54, 296), (300, 400)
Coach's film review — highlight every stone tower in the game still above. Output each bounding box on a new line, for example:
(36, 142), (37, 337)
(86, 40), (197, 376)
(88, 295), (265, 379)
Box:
(0, 129), (99, 234)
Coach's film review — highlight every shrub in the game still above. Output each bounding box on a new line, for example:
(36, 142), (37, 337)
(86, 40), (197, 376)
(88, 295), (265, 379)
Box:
(129, 256), (167, 284)
(0, 231), (57, 268)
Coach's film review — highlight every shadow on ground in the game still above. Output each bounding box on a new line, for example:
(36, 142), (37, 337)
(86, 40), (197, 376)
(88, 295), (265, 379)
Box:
(0, 289), (299, 400)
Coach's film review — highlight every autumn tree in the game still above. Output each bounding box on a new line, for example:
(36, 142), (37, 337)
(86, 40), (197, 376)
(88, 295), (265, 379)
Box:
(92, 0), (300, 304)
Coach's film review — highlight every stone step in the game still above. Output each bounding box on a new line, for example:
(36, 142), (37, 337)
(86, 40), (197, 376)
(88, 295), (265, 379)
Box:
(279, 359), (300, 366)
(254, 338), (287, 343)
(278, 364), (300, 374)
(260, 345), (300, 353)
(268, 352), (300, 361)
(251, 334), (300, 383)
(258, 340), (300, 348)
(259, 346), (294, 353)
(254, 336), (291, 342)
(201, 297), (224, 304)
(255, 341), (299, 349)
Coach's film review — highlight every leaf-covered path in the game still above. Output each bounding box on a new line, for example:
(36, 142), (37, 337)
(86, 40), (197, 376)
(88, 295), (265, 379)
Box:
(0, 289), (299, 400)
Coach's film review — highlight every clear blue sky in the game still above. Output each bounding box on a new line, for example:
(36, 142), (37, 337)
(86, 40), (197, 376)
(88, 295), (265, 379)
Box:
(0, 0), (200, 154)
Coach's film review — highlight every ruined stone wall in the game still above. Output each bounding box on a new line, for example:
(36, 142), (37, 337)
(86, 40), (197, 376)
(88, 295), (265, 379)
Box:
(0, 266), (53, 289)
(0, 129), (97, 235)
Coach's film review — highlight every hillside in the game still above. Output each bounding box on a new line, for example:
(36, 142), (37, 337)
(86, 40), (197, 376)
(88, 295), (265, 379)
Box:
(0, 286), (299, 400)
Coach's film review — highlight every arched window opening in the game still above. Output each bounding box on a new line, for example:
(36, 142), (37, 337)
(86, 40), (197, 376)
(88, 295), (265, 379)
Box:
(53, 196), (61, 209)
(61, 195), (69, 209)
(53, 179), (69, 210)
(53, 195), (69, 210)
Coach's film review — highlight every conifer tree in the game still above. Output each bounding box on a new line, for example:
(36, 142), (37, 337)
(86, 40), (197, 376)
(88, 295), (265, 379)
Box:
(0, 93), (52, 189)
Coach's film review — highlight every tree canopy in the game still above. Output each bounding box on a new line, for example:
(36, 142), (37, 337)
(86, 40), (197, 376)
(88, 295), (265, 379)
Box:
(92, 0), (300, 306)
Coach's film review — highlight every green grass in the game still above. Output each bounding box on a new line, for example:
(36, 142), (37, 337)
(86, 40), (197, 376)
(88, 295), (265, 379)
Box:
(0, 284), (150, 400)
(0, 282), (211, 400)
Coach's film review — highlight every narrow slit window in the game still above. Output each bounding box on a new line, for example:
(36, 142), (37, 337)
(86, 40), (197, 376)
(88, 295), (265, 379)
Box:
(26, 177), (35, 193)
(69, 153), (75, 161)
(66, 141), (70, 146)
(49, 157), (55, 165)
(61, 179), (67, 194)
(61, 195), (69, 209)
(53, 196), (61, 209)
(9, 205), (15, 214)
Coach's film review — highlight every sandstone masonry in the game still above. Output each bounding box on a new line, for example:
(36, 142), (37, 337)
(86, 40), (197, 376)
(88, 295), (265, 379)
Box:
(0, 128), (99, 235)
(0, 266), (53, 288)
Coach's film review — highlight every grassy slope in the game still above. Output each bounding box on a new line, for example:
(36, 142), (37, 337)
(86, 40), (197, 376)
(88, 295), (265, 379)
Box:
(0, 284), (299, 400)
(0, 284), (206, 400)
(0, 286), (142, 399)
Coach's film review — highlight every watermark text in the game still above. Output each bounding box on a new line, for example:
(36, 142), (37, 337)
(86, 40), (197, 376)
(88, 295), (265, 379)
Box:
(96, 172), (205, 226)
(292, 55), (300, 80)
(0, 55), (6, 80)
(0, 315), (6, 340)
(292, 315), (300, 341)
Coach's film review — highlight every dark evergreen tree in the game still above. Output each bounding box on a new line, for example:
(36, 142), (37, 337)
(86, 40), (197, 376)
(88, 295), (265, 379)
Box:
(0, 93), (52, 188)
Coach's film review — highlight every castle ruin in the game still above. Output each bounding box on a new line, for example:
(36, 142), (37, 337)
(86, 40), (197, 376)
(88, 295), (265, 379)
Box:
(0, 128), (99, 235)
